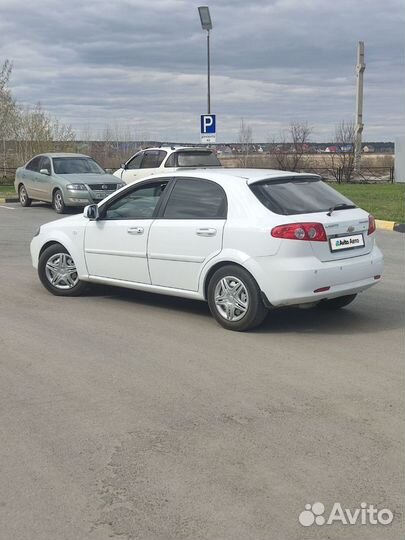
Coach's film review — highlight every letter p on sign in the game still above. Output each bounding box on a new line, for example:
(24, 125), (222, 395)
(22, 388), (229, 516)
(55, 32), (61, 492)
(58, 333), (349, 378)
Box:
(200, 114), (216, 143)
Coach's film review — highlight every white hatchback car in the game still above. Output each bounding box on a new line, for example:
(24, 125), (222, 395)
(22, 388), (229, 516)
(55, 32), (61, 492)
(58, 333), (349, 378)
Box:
(31, 169), (383, 331)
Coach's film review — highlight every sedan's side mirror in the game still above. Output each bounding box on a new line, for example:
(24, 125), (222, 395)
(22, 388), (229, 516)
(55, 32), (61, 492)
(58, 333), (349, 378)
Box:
(39, 168), (50, 175)
(84, 204), (100, 220)
(120, 163), (127, 170)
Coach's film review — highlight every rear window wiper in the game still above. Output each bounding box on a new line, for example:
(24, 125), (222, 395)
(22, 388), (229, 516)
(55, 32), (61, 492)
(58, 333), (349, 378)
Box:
(327, 203), (357, 216)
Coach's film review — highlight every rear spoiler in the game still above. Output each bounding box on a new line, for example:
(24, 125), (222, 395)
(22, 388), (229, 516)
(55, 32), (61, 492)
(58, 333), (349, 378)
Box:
(247, 174), (321, 185)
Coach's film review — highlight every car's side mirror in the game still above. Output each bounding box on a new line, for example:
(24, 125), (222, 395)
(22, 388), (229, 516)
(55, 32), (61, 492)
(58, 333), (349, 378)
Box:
(120, 163), (127, 170)
(39, 168), (50, 175)
(84, 204), (100, 220)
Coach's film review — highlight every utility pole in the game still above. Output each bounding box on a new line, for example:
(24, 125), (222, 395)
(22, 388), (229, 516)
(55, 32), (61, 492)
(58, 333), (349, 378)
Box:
(354, 41), (365, 174)
(207, 28), (211, 114)
(198, 6), (213, 115)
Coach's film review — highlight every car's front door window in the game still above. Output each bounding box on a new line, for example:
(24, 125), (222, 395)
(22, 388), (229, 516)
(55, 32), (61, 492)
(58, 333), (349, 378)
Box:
(103, 181), (168, 220)
(140, 150), (166, 169)
(26, 156), (41, 172)
(39, 156), (51, 174)
(126, 153), (143, 170)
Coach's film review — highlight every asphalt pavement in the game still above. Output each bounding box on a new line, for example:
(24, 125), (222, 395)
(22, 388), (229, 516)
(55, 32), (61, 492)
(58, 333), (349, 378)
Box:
(0, 202), (404, 540)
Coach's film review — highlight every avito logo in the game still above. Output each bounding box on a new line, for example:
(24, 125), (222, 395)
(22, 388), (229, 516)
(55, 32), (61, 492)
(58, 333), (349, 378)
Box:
(298, 502), (394, 527)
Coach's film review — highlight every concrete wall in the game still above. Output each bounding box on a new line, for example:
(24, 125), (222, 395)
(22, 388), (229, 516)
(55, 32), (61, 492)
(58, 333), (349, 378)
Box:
(395, 136), (405, 182)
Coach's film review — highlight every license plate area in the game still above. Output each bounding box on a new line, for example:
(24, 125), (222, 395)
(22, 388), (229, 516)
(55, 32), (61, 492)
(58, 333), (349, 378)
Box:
(329, 233), (365, 252)
(93, 192), (113, 200)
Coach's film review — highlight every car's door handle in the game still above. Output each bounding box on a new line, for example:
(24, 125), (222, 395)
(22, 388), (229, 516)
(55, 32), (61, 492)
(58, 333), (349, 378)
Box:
(127, 226), (144, 235)
(196, 227), (217, 237)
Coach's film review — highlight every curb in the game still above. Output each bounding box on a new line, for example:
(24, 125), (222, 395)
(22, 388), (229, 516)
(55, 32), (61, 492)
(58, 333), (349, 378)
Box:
(376, 219), (405, 233)
(0, 197), (18, 203)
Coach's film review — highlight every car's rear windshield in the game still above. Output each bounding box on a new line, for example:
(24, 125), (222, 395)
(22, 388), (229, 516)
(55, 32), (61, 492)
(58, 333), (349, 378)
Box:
(53, 157), (105, 175)
(176, 151), (221, 167)
(250, 177), (356, 215)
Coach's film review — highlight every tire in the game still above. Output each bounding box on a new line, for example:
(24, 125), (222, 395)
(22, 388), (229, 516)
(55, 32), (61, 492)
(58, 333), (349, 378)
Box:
(38, 244), (87, 297)
(318, 294), (357, 310)
(19, 184), (32, 207)
(207, 265), (268, 331)
(53, 189), (66, 214)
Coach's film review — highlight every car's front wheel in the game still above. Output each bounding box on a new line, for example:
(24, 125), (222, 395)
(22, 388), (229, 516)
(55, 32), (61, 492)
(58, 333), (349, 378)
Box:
(207, 265), (268, 331)
(38, 244), (87, 296)
(318, 294), (357, 310)
(53, 189), (66, 214)
(19, 184), (32, 207)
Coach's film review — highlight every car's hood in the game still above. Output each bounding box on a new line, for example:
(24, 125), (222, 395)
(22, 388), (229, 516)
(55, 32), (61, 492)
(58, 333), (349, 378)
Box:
(41, 213), (87, 230)
(55, 173), (120, 184)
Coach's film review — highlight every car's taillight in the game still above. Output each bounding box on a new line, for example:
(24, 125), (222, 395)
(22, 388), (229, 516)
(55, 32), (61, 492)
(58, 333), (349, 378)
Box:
(368, 214), (376, 235)
(271, 222), (327, 242)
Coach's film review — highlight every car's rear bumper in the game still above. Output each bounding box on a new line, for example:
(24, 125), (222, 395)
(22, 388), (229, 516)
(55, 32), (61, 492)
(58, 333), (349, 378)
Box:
(248, 245), (384, 307)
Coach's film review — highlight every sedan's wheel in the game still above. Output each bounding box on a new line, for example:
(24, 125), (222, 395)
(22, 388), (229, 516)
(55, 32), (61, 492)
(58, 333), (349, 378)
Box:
(207, 265), (267, 331)
(38, 244), (87, 296)
(53, 189), (66, 214)
(318, 294), (357, 310)
(19, 184), (32, 207)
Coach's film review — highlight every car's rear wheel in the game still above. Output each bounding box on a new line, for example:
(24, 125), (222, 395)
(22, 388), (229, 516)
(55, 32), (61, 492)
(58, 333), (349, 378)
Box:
(19, 184), (32, 207)
(207, 265), (268, 331)
(53, 189), (66, 214)
(318, 294), (357, 310)
(38, 244), (87, 296)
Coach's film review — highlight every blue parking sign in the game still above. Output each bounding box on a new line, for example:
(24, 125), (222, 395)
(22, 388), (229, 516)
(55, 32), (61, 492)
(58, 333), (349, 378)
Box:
(201, 114), (216, 134)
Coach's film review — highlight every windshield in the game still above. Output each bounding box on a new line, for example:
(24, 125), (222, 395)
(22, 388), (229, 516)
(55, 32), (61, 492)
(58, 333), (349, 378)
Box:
(176, 151), (221, 167)
(250, 177), (356, 215)
(53, 157), (105, 175)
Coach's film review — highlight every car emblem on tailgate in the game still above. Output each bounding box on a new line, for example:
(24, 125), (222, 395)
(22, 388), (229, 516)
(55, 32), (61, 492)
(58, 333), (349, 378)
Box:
(347, 226), (355, 233)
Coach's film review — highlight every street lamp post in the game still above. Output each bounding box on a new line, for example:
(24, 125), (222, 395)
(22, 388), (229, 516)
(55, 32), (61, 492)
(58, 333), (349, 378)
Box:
(198, 6), (212, 115)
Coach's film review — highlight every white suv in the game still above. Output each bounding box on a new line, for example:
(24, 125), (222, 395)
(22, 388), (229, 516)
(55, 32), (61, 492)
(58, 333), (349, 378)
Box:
(30, 168), (383, 331)
(113, 146), (221, 184)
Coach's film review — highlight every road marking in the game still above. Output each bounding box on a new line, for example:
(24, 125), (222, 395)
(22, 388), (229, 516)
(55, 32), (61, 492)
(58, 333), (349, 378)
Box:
(0, 205), (15, 210)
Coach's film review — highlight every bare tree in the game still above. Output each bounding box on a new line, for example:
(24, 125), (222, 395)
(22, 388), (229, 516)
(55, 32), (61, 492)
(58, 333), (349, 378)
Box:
(1, 60), (19, 178)
(1, 62), (76, 170)
(332, 120), (355, 183)
(270, 122), (312, 171)
(238, 119), (253, 167)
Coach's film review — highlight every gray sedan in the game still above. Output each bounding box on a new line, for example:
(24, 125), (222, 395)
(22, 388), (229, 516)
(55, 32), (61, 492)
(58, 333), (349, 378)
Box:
(15, 153), (125, 214)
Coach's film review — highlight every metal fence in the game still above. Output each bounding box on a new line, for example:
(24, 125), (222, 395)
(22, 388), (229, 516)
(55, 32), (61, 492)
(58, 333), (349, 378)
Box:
(1, 165), (395, 185)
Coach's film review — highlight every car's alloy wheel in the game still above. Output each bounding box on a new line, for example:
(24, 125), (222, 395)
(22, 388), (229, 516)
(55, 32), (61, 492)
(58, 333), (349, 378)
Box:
(38, 244), (87, 296)
(214, 276), (249, 322)
(19, 184), (32, 207)
(53, 189), (66, 214)
(45, 252), (79, 290)
(207, 265), (267, 331)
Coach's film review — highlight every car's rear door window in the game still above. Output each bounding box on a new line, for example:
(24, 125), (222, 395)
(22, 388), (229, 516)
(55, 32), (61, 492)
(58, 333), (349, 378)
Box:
(162, 178), (227, 219)
(174, 151), (221, 168)
(250, 177), (356, 215)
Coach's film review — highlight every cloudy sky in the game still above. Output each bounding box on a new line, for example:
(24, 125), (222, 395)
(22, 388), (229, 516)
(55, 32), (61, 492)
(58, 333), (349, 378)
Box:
(0, 0), (403, 141)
